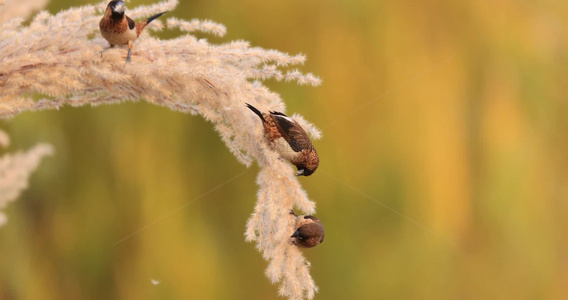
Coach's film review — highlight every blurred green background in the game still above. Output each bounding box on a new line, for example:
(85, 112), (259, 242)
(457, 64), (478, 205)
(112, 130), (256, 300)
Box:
(2, 0), (568, 299)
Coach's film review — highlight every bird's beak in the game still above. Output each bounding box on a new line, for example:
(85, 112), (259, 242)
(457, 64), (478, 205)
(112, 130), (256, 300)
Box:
(291, 230), (300, 238)
(296, 169), (305, 176)
(113, 1), (125, 14)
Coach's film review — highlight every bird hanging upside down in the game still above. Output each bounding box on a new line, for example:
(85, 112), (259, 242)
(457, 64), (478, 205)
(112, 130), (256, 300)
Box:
(246, 103), (319, 176)
(99, 0), (168, 63)
(290, 210), (325, 248)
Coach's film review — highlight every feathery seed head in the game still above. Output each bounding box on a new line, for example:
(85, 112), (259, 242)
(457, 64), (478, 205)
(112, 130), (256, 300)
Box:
(1, 0), (321, 298)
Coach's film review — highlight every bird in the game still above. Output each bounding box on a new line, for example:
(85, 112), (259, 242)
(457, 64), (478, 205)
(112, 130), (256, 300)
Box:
(246, 103), (319, 176)
(99, 0), (167, 63)
(290, 210), (324, 248)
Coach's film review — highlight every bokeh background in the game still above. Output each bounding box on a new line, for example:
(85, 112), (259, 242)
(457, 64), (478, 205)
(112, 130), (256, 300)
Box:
(1, 0), (568, 299)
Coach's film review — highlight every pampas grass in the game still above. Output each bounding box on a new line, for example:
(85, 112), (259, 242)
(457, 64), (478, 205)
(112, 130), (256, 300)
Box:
(0, 129), (53, 227)
(0, 0), (322, 298)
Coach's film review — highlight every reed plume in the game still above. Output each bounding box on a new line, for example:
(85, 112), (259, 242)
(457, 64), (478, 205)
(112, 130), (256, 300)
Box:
(0, 0), (322, 298)
(0, 129), (53, 227)
(0, 0), (48, 23)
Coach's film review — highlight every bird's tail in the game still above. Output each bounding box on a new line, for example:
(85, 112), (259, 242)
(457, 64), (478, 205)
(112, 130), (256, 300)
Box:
(246, 103), (265, 122)
(147, 11), (168, 24)
(136, 11), (168, 35)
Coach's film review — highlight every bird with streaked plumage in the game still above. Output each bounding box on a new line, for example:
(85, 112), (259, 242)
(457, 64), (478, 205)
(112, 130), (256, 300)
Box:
(246, 103), (319, 176)
(99, 0), (167, 63)
(290, 210), (324, 248)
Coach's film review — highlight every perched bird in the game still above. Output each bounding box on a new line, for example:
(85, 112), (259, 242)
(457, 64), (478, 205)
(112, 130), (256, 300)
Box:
(99, 0), (167, 63)
(246, 103), (319, 176)
(290, 210), (325, 248)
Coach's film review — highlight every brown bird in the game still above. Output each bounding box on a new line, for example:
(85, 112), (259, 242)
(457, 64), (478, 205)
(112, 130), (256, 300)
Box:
(246, 103), (319, 176)
(99, 0), (167, 63)
(290, 210), (324, 248)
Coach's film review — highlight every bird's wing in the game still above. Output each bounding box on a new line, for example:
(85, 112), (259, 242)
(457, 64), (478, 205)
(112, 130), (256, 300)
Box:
(126, 15), (135, 30)
(271, 113), (311, 152)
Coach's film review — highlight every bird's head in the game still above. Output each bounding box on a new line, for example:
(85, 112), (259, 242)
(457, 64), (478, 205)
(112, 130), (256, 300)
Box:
(296, 167), (312, 176)
(107, 0), (125, 17)
(295, 151), (319, 176)
(290, 215), (325, 248)
(296, 164), (317, 176)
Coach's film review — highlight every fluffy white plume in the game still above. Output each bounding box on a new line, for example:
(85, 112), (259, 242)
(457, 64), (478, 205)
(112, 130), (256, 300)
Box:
(0, 142), (53, 227)
(0, 0), (48, 24)
(0, 0), (322, 298)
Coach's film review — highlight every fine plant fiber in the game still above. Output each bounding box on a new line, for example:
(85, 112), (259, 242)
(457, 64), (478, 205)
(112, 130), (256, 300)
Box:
(0, 0), (322, 299)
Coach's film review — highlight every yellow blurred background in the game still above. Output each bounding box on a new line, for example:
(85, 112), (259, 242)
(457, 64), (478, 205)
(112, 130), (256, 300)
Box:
(1, 0), (567, 299)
